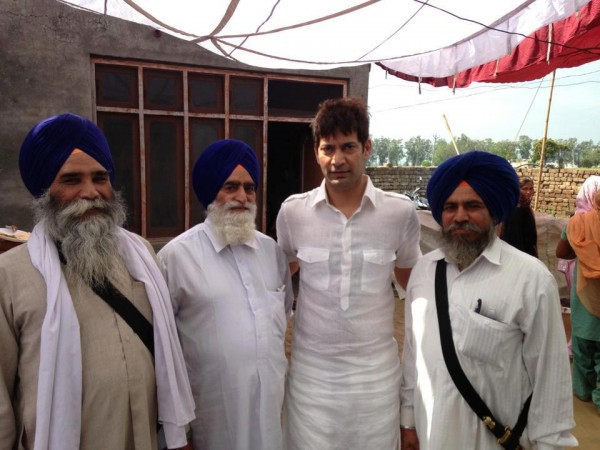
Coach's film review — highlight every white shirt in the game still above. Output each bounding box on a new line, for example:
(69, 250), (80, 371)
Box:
(276, 178), (421, 450)
(401, 237), (578, 450)
(158, 219), (293, 450)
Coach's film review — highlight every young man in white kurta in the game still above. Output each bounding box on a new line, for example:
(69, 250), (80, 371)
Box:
(276, 97), (421, 450)
(158, 139), (293, 450)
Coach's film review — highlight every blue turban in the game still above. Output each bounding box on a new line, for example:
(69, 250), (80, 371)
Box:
(427, 151), (520, 225)
(19, 113), (115, 197)
(192, 139), (260, 208)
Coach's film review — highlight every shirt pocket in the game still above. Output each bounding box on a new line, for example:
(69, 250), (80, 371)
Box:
(297, 247), (330, 291)
(453, 304), (521, 368)
(361, 249), (396, 294)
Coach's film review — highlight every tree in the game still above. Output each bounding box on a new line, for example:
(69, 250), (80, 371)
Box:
(580, 142), (600, 167)
(370, 137), (403, 166)
(490, 140), (518, 161)
(404, 136), (432, 166)
(432, 138), (457, 165)
(516, 135), (533, 161)
(531, 138), (569, 166)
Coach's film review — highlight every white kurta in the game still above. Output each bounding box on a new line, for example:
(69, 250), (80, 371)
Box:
(276, 178), (421, 450)
(158, 219), (293, 450)
(401, 238), (578, 450)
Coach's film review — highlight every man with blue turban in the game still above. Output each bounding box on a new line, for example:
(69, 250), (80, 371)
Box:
(0, 113), (195, 450)
(158, 139), (293, 450)
(400, 151), (577, 450)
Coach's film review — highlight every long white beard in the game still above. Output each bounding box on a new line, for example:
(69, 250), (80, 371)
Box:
(33, 192), (127, 287)
(438, 222), (497, 269)
(207, 200), (257, 246)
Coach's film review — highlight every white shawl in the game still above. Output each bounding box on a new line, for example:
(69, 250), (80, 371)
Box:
(28, 223), (195, 449)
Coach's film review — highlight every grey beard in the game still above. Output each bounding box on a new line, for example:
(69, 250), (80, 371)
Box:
(438, 222), (497, 269)
(33, 191), (127, 287)
(207, 201), (257, 246)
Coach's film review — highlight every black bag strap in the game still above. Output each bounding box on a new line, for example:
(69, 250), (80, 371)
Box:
(434, 259), (531, 450)
(91, 280), (154, 358)
(55, 242), (154, 357)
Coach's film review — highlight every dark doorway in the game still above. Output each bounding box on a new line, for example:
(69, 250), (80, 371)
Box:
(266, 122), (318, 238)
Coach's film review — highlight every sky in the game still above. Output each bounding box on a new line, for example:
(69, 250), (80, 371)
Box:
(368, 59), (600, 145)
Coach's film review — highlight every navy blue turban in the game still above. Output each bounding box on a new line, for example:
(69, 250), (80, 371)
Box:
(426, 151), (520, 225)
(19, 113), (115, 197)
(192, 139), (260, 208)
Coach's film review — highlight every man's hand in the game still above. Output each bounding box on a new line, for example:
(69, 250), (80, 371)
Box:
(401, 428), (419, 450)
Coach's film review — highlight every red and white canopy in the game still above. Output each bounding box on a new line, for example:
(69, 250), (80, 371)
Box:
(60, 0), (591, 76)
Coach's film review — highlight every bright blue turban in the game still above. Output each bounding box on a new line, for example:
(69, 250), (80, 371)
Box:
(426, 151), (520, 225)
(19, 113), (115, 197)
(192, 139), (260, 208)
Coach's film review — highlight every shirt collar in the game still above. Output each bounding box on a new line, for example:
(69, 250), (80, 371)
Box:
(310, 176), (377, 208)
(204, 216), (259, 252)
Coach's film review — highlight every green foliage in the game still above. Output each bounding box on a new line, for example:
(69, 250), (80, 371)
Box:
(369, 137), (404, 167)
(405, 136), (432, 166)
(531, 138), (570, 166)
(369, 133), (599, 167)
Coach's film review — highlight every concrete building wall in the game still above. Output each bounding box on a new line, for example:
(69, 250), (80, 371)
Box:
(0, 0), (369, 229)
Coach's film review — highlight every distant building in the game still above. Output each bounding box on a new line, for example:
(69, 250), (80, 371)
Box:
(0, 0), (369, 243)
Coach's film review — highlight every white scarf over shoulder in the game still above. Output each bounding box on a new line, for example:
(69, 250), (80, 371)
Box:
(28, 222), (195, 450)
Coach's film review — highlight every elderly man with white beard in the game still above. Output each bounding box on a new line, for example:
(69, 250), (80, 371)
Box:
(158, 139), (294, 450)
(0, 114), (195, 450)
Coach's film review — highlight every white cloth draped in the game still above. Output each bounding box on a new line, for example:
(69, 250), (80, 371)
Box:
(29, 222), (194, 450)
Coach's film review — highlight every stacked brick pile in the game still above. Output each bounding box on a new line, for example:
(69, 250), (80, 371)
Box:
(367, 166), (600, 218)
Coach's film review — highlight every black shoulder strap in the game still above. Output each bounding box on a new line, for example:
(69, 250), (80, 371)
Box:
(434, 259), (531, 450)
(56, 241), (154, 357)
(91, 280), (155, 358)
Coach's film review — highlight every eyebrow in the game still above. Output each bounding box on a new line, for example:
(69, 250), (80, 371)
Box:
(57, 170), (109, 179)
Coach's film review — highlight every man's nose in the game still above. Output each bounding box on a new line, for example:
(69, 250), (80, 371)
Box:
(232, 185), (248, 203)
(454, 206), (469, 222)
(79, 180), (100, 200)
(331, 148), (345, 165)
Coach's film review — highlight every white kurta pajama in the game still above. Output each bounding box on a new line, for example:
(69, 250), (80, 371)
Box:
(401, 238), (578, 450)
(158, 219), (293, 450)
(276, 178), (421, 450)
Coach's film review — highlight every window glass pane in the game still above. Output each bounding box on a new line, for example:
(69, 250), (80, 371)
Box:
(98, 113), (140, 233)
(189, 74), (224, 113)
(96, 65), (138, 108)
(146, 118), (183, 236)
(144, 70), (182, 111)
(268, 80), (344, 117)
(189, 119), (224, 224)
(230, 77), (263, 115)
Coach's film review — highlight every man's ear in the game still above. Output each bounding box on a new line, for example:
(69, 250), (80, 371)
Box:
(363, 139), (372, 159)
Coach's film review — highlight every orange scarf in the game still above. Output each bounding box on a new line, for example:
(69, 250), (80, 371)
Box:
(567, 209), (600, 318)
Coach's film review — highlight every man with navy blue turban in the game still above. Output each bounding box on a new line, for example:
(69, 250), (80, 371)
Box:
(400, 151), (576, 450)
(0, 113), (195, 450)
(158, 139), (293, 450)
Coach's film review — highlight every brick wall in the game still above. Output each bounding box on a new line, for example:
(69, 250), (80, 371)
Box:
(366, 166), (600, 218)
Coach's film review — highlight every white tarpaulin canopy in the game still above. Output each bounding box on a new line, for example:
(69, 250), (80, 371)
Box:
(60, 0), (590, 76)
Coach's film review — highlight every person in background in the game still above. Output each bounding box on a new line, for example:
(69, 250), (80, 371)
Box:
(0, 113), (194, 450)
(556, 175), (600, 413)
(277, 97), (421, 450)
(401, 151), (576, 450)
(158, 139), (293, 450)
(501, 176), (538, 257)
